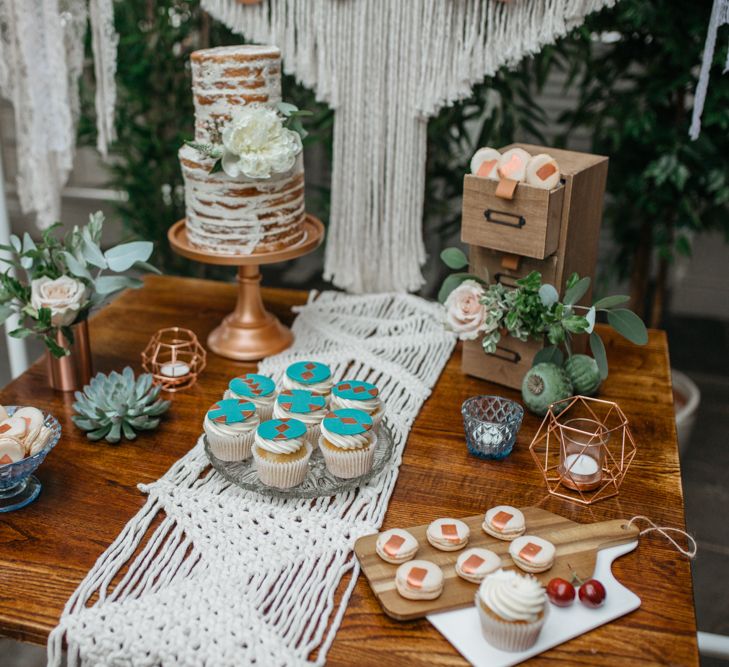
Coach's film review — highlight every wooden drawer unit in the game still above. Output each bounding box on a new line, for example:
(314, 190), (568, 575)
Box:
(461, 175), (565, 260)
(469, 246), (559, 288)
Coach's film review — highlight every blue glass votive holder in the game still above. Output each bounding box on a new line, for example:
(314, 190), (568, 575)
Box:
(462, 395), (524, 460)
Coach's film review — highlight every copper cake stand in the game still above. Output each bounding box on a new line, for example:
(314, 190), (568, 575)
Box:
(168, 215), (324, 360)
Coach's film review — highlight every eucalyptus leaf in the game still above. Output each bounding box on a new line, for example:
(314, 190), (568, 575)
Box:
(9, 235), (21, 253)
(538, 283), (559, 307)
(132, 260), (162, 275)
(105, 241), (154, 272)
(607, 309), (648, 345)
(592, 294), (630, 310)
(563, 276), (591, 305)
(0, 303), (13, 325)
(22, 233), (36, 254)
(590, 332), (609, 380)
(277, 101), (299, 116)
(82, 236), (107, 269)
(532, 345), (564, 367)
(95, 275), (144, 295)
(61, 251), (92, 280)
(440, 247), (469, 270)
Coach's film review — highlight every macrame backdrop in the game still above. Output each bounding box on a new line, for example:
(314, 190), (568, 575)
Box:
(202, 0), (616, 293)
(0, 0), (117, 228)
(689, 0), (729, 139)
(48, 292), (456, 666)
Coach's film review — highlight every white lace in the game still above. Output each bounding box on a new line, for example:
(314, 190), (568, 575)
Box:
(0, 0), (117, 228)
(201, 0), (615, 292)
(48, 291), (456, 666)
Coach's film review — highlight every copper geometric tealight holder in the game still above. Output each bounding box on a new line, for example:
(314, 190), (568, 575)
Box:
(529, 395), (637, 505)
(141, 327), (207, 392)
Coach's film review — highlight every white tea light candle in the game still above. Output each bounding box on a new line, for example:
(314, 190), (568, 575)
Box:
(562, 453), (600, 476)
(160, 361), (191, 378)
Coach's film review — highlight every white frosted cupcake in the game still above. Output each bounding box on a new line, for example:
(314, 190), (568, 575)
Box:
(203, 399), (260, 462)
(273, 389), (327, 444)
(282, 361), (333, 400)
(318, 408), (377, 479)
(252, 418), (312, 489)
(224, 373), (277, 421)
(475, 569), (548, 652)
(330, 380), (384, 427)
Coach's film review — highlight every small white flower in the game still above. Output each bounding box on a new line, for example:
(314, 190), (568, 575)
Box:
(31, 276), (88, 327)
(444, 280), (487, 340)
(220, 105), (302, 179)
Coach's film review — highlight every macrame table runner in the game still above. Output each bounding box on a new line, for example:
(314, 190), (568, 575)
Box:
(48, 291), (455, 666)
(202, 0), (616, 292)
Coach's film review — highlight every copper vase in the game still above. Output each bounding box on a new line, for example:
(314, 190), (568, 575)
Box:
(46, 320), (93, 392)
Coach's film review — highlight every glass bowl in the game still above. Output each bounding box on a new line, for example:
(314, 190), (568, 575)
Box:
(204, 423), (395, 499)
(0, 407), (62, 512)
(462, 395), (524, 460)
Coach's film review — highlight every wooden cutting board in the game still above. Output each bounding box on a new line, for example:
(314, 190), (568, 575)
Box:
(354, 506), (640, 621)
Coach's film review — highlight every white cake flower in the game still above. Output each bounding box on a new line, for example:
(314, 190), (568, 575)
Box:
(220, 105), (303, 179)
(31, 276), (88, 326)
(444, 280), (487, 340)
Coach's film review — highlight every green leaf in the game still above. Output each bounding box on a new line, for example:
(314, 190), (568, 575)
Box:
(185, 141), (223, 159)
(440, 247), (469, 270)
(82, 235), (107, 269)
(21, 233), (36, 254)
(43, 334), (68, 358)
(563, 315), (589, 334)
(60, 325), (75, 345)
(9, 327), (34, 339)
(9, 235), (21, 253)
(590, 332), (609, 380)
(607, 309), (648, 345)
(61, 251), (92, 280)
(209, 159), (224, 174)
(95, 275), (144, 295)
(132, 260), (161, 275)
(565, 273), (579, 290)
(593, 294), (630, 310)
(105, 241), (154, 272)
(532, 345), (564, 367)
(0, 303), (13, 325)
(538, 284), (559, 307)
(563, 276), (591, 305)
(277, 101), (299, 116)
(437, 273), (484, 304)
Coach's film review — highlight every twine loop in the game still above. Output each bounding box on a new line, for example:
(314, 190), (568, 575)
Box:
(626, 515), (697, 559)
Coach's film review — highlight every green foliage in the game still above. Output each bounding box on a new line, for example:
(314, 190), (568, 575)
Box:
(72, 367), (171, 443)
(0, 212), (157, 357)
(554, 0), (729, 320)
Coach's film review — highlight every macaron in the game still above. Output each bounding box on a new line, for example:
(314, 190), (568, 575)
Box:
(509, 535), (556, 573)
(0, 416), (28, 441)
(13, 407), (44, 445)
(426, 518), (470, 551)
(526, 153), (561, 190)
(375, 528), (419, 564)
(455, 547), (502, 583)
(482, 505), (526, 541)
(0, 437), (24, 466)
(0, 405), (9, 421)
(497, 148), (531, 182)
(470, 147), (501, 179)
(395, 560), (444, 600)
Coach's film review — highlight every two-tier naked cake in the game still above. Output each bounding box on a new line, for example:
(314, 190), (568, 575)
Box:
(178, 45), (307, 255)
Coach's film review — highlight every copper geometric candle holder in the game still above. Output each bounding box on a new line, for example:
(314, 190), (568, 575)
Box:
(529, 395), (637, 505)
(141, 327), (207, 392)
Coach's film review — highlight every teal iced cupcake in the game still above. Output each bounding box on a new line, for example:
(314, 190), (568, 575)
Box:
(253, 418), (312, 489)
(330, 380), (383, 427)
(273, 389), (327, 444)
(224, 373), (277, 421)
(319, 408), (377, 479)
(282, 361), (333, 400)
(203, 398), (260, 461)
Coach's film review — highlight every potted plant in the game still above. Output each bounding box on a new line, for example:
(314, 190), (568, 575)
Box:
(439, 247), (648, 413)
(0, 211), (159, 391)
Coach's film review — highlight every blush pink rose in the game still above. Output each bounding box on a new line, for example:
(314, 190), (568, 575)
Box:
(444, 280), (487, 340)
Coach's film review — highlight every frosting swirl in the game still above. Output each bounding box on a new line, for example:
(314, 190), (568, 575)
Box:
(254, 429), (305, 455)
(225, 388), (275, 410)
(330, 394), (382, 414)
(273, 397), (327, 425)
(282, 374), (333, 396)
(205, 413), (259, 438)
(478, 569), (546, 622)
(320, 419), (374, 451)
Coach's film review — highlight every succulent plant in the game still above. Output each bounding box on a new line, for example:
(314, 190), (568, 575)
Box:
(72, 367), (171, 443)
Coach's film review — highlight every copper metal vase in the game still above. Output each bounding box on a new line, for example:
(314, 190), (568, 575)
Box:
(46, 320), (93, 392)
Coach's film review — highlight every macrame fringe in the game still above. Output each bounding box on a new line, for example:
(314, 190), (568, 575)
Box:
(48, 292), (456, 666)
(201, 0), (616, 292)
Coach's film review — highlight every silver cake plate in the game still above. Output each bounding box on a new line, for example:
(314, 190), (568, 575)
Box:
(204, 424), (396, 499)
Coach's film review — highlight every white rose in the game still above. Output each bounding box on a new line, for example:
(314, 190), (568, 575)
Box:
(31, 276), (88, 327)
(444, 280), (487, 340)
(220, 105), (303, 179)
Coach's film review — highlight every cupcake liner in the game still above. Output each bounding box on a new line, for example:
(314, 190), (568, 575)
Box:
(475, 595), (548, 652)
(253, 441), (313, 489)
(204, 423), (256, 462)
(318, 432), (378, 479)
(224, 389), (275, 422)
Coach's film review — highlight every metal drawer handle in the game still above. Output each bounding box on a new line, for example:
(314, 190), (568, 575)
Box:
(492, 345), (521, 364)
(484, 209), (526, 229)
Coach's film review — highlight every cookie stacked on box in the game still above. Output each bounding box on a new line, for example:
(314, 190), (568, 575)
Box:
(202, 361), (385, 489)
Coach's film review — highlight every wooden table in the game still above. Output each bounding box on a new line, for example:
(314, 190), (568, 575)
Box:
(0, 276), (698, 665)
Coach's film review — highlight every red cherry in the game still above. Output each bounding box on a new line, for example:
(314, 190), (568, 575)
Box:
(546, 578), (575, 607)
(578, 579), (606, 608)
